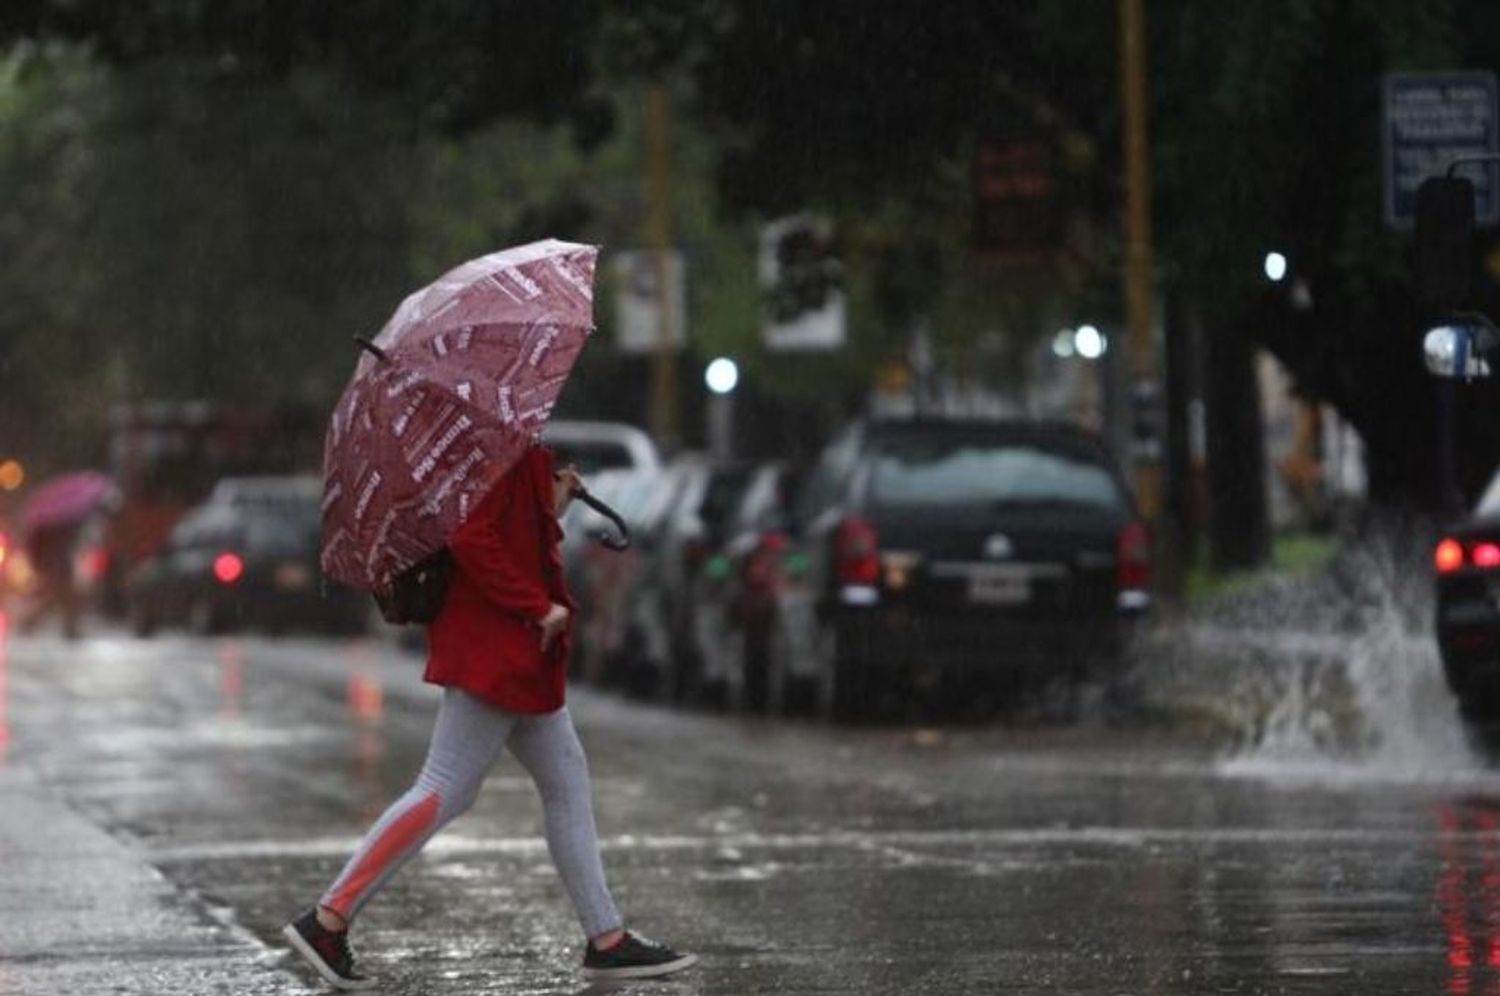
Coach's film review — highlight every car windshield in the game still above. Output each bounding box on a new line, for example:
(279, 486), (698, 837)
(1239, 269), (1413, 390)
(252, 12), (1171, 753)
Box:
(242, 504), (320, 557)
(870, 436), (1126, 513)
(1478, 471), (1500, 516)
(548, 442), (634, 474)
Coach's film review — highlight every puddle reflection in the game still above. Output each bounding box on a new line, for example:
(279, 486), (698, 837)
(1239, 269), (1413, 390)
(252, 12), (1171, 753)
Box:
(1437, 801), (1500, 995)
(344, 644), (387, 821)
(0, 610), (9, 762)
(217, 640), (243, 718)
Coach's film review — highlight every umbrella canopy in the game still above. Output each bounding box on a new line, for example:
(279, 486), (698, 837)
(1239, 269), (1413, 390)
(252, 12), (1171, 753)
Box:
(321, 239), (598, 590)
(22, 471), (113, 533)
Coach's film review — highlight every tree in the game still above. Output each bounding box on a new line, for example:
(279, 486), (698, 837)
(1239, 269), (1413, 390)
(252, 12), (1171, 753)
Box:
(676, 0), (1500, 521)
(0, 0), (609, 137)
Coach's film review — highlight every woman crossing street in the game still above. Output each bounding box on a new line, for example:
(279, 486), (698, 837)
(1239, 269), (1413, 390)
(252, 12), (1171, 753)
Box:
(284, 445), (696, 989)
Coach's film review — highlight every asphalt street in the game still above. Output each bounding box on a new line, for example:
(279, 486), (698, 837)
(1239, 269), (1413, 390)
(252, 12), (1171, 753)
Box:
(2, 624), (1497, 995)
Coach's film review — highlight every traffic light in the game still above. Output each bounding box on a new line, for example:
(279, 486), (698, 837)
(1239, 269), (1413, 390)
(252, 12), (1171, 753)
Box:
(764, 217), (843, 324)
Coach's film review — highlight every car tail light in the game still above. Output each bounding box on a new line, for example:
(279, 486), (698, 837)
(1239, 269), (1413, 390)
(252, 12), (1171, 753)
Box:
(762, 531), (789, 552)
(743, 532), (790, 592)
(835, 517), (880, 586)
(1474, 543), (1500, 569)
(1435, 538), (1466, 574)
(1117, 521), (1151, 593)
(213, 552), (244, 585)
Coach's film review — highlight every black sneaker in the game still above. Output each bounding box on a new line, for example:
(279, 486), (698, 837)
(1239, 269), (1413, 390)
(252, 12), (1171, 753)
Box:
(582, 930), (698, 980)
(282, 909), (377, 991)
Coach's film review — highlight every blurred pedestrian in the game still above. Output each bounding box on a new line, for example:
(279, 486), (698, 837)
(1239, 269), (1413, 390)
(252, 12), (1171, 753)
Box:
(283, 443), (696, 990)
(18, 522), (82, 640)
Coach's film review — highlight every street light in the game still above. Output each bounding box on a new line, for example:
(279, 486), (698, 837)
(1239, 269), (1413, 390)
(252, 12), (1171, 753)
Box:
(1052, 330), (1077, 359)
(705, 357), (739, 395)
(1075, 324), (1107, 360)
(704, 357), (738, 464)
(1264, 251), (1288, 283)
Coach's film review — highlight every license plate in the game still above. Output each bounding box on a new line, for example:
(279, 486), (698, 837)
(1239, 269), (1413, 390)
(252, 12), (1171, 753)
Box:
(967, 567), (1031, 605)
(275, 562), (312, 591)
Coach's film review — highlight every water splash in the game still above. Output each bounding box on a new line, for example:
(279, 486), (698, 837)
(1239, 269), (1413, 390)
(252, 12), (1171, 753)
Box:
(1145, 527), (1486, 785)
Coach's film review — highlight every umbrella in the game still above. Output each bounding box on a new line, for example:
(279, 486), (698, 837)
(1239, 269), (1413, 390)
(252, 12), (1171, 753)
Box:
(22, 471), (113, 533)
(321, 239), (602, 590)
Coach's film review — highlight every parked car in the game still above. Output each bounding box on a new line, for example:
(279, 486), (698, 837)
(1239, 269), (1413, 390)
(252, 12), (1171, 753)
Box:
(1434, 468), (1500, 725)
(542, 420), (662, 477)
(557, 453), (674, 688)
(772, 417), (1149, 720)
(125, 476), (368, 636)
(686, 461), (805, 710)
(649, 456), (758, 701)
(538, 419), (685, 690)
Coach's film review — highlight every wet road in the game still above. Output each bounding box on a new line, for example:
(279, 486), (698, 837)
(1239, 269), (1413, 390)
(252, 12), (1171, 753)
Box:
(4, 626), (1499, 994)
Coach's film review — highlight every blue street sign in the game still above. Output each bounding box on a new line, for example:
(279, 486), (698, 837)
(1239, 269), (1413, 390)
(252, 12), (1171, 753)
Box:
(1383, 71), (1499, 229)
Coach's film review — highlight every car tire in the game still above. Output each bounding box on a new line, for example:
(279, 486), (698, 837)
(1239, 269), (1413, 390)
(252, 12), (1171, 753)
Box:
(621, 627), (659, 699)
(1459, 703), (1500, 758)
(767, 615), (811, 717)
(739, 630), (771, 714)
(814, 619), (868, 722)
(188, 598), (224, 637)
(128, 600), (157, 639)
(1458, 690), (1500, 722)
(667, 645), (701, 705)
(723, 629), (749, 712)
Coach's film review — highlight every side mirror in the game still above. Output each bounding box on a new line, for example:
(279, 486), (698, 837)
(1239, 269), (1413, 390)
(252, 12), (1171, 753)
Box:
(1424, 319), (1500, 380)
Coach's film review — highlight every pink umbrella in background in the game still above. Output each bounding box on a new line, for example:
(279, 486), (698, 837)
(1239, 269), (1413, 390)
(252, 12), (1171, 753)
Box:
(321, 239), (600, 590)
(22, 471), (114, 534)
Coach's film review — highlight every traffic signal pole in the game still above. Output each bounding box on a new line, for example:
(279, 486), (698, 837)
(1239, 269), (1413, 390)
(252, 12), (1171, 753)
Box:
(1119, 0), (1163, 521)
(645, 82), (679, 447)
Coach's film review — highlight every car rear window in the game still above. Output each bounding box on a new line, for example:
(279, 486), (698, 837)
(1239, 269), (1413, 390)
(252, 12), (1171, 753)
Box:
(870, 436), (1127, 513)
(549, 442), (634, 473)
(701, 468), (753, 530)
(243, 506), (320, 557)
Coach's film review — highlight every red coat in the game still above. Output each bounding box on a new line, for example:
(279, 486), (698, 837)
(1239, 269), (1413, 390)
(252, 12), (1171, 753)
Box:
(424, 446), (573, 713)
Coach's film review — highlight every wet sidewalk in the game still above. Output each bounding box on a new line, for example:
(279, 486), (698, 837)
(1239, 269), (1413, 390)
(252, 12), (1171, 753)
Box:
(0, 771), (307, 996)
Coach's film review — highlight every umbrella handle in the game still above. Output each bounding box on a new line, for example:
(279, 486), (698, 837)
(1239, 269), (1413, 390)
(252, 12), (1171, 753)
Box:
(572, 486), (631, 551)
(353, 336), (389, 362)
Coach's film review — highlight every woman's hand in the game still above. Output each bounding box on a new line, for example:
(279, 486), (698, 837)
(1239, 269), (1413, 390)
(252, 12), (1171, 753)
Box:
(537, 602), (571, 652)
(552, 465), (583, 518)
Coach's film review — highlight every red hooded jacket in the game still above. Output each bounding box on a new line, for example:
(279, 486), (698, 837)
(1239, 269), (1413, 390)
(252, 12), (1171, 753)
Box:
(423, 445), (573, 713)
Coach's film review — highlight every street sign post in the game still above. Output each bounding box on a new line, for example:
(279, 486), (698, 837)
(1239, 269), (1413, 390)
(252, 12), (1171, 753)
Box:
(759, 215), (846, 352)
(1383, 71), (1499, 230)
(612, 249), (686, 355)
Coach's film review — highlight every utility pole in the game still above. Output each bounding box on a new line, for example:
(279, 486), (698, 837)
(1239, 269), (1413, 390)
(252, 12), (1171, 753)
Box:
(645, 82), (679, 447)
(1118, 0), (1161, 523)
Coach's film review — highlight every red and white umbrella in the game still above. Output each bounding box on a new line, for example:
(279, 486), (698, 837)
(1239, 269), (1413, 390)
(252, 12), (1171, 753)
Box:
(320, 239), (598, 590)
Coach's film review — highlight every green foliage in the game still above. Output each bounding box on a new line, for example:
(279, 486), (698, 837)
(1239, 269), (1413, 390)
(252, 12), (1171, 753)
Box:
(2, 1), (607, 135)
(0, 45), (419, 468)
(5, 0), (1500, 501)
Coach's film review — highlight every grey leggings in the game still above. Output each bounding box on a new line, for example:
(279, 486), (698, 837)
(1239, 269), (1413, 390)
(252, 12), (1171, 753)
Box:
(320, 689), (622, 938)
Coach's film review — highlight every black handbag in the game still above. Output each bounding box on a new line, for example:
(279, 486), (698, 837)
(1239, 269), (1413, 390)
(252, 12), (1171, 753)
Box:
(373, 548), (454, 625)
